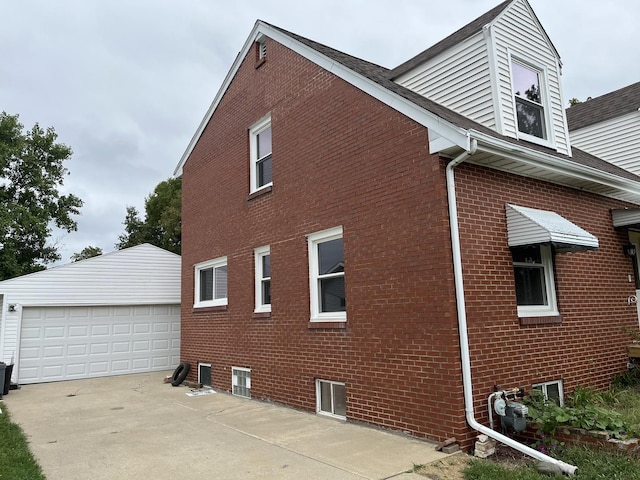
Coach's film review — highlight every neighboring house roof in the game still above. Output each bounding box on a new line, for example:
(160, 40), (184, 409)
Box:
(174, 15), (640, 204)
(387, 0), (559, 80)
(566, 81), (640, 131)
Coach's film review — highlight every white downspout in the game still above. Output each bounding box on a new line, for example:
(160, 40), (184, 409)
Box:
(446, 139), (578, 476)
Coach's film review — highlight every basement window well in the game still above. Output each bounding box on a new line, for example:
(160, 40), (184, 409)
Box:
(316, 379), (346, 419)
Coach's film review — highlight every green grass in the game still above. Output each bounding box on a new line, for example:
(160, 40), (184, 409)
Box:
(0, 405), (46, 479)
(609, 386), (640, 437)
(465, 446), (640, 479)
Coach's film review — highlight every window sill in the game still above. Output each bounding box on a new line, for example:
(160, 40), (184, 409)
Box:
(247, 185), (272, 201)
(519, 315), (562, 326)
(192, 305), (228, 314)
(252, 311), (272, 320)
(255, 58), (266, 69)
(308, 321), (347, 330)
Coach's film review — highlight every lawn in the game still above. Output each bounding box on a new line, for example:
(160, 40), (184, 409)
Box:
(0, 404), (45, 480)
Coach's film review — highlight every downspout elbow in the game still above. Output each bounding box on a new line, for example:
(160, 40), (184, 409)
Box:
(446, 136), (577, 476)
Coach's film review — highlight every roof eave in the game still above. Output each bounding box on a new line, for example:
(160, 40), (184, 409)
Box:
(468, 129), (640, 203)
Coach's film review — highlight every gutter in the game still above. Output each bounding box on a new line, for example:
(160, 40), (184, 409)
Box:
(445, 138), (578, 476)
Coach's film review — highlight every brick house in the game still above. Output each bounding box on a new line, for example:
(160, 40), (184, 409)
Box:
(173, 0), (640, 452)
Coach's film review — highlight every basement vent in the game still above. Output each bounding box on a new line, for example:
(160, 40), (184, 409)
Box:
(199, 363), (211, 387)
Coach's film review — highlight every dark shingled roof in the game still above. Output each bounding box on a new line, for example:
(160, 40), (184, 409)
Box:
(387, 0), (512, 80)
(267, 22), (640, 183)
(566, 82), (640, 131)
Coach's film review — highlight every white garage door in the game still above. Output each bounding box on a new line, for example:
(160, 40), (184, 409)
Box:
(18, 305), (181, 384)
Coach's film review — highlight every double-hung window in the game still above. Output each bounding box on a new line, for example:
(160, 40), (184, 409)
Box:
(254, 246), (271, 313)
(194, 257), (228, 308)
(511, 58), (548, 143)
(511, 245), (557, 317)
(308, 226), (345, 322)
(249, 115), (272, 193)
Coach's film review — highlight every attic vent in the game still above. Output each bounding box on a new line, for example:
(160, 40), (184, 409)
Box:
(255, 39), (267, 68)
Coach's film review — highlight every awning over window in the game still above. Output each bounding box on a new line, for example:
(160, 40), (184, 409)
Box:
(611, 208), (640, 229)
(505, 204), (599, 252)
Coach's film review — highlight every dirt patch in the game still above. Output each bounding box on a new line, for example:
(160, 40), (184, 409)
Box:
(414, 445), (534, 479)
(414, 453), (470, 480)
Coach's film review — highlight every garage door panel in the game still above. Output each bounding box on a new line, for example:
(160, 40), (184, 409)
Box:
(43, 345), (64, 358)
(113, 324), (131, 335)
(91, 325), (110, 336)
(68, 325), (88, 337)
(18, 305), (180, 384)
(112, 341), (131, 353)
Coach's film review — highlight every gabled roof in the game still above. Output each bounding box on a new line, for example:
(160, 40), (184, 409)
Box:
(387, 0), (560, 80)
(566, 81), (640, 131)
(174, 10), (640, 204)
(388, 0), (511, 79)
(271, 23), (640, 184)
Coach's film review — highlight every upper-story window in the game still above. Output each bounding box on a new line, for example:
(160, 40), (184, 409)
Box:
(254, 245), (271, 313)
(308, 226), (346, 322)
(511, 59), (547, 141)
(249, 115), (272, 193)
(194, 257), (228, 308)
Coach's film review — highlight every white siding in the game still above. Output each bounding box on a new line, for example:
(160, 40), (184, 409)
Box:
(0, 243), (181, 365)
(0, 243), (180, 307)
(491, 0), (570, 155)
(395, 33), (496, 129)
(570, 112), (640, 174)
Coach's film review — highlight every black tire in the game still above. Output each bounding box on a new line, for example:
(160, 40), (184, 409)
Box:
(171, 362), (190, 386)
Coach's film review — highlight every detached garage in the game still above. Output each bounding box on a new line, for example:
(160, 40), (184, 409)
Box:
(0, 244), (181, 384)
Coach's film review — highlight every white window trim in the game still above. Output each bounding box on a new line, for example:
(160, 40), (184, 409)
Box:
(533, 379), (564, 407)
(515, 245), (558, 318)
(232, 366), (251, 398)
(308, 226), (346, 323)
(194, 256), (228, 308)
(508, 51), (555, 149)
(315, 379), (346, 420)
(249, 114), (272, 194)
(254, 245), (271, 313)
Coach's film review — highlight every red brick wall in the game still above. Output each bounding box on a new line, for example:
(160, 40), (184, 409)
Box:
(454, 164), (638, 435)
(181, 38), (465, 443)
(180, 36), (639, 449)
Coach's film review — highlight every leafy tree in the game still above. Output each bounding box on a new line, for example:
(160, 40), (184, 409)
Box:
(116, 177), (181, 254)
(568, 96), (592, 107)
(0, 112), (83, 280)
(71, 246), (103, 262)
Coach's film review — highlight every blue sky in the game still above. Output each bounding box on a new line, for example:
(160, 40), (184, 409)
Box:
(1, 0), (638, 264)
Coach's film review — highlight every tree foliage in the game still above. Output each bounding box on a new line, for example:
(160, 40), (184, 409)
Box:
(0, 112), (83, 280)
(116, 177), (181, 254)
(71, 246), (103, 262)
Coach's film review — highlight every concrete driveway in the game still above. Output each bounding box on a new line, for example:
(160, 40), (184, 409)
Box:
(3, 371), (452, 480)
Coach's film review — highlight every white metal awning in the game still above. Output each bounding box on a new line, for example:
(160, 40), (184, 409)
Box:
(611, 208), (640, 229)
(505, 204), (599, 252)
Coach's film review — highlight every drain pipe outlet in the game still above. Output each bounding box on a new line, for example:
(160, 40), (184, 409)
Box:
(445, 139), (577, 476)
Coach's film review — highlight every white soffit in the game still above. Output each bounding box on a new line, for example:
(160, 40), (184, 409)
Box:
(505, 204), (599, 251)
(612, 208), (640, 229)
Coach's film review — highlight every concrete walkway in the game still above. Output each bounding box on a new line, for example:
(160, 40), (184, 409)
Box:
(3, 371), (452, 480)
